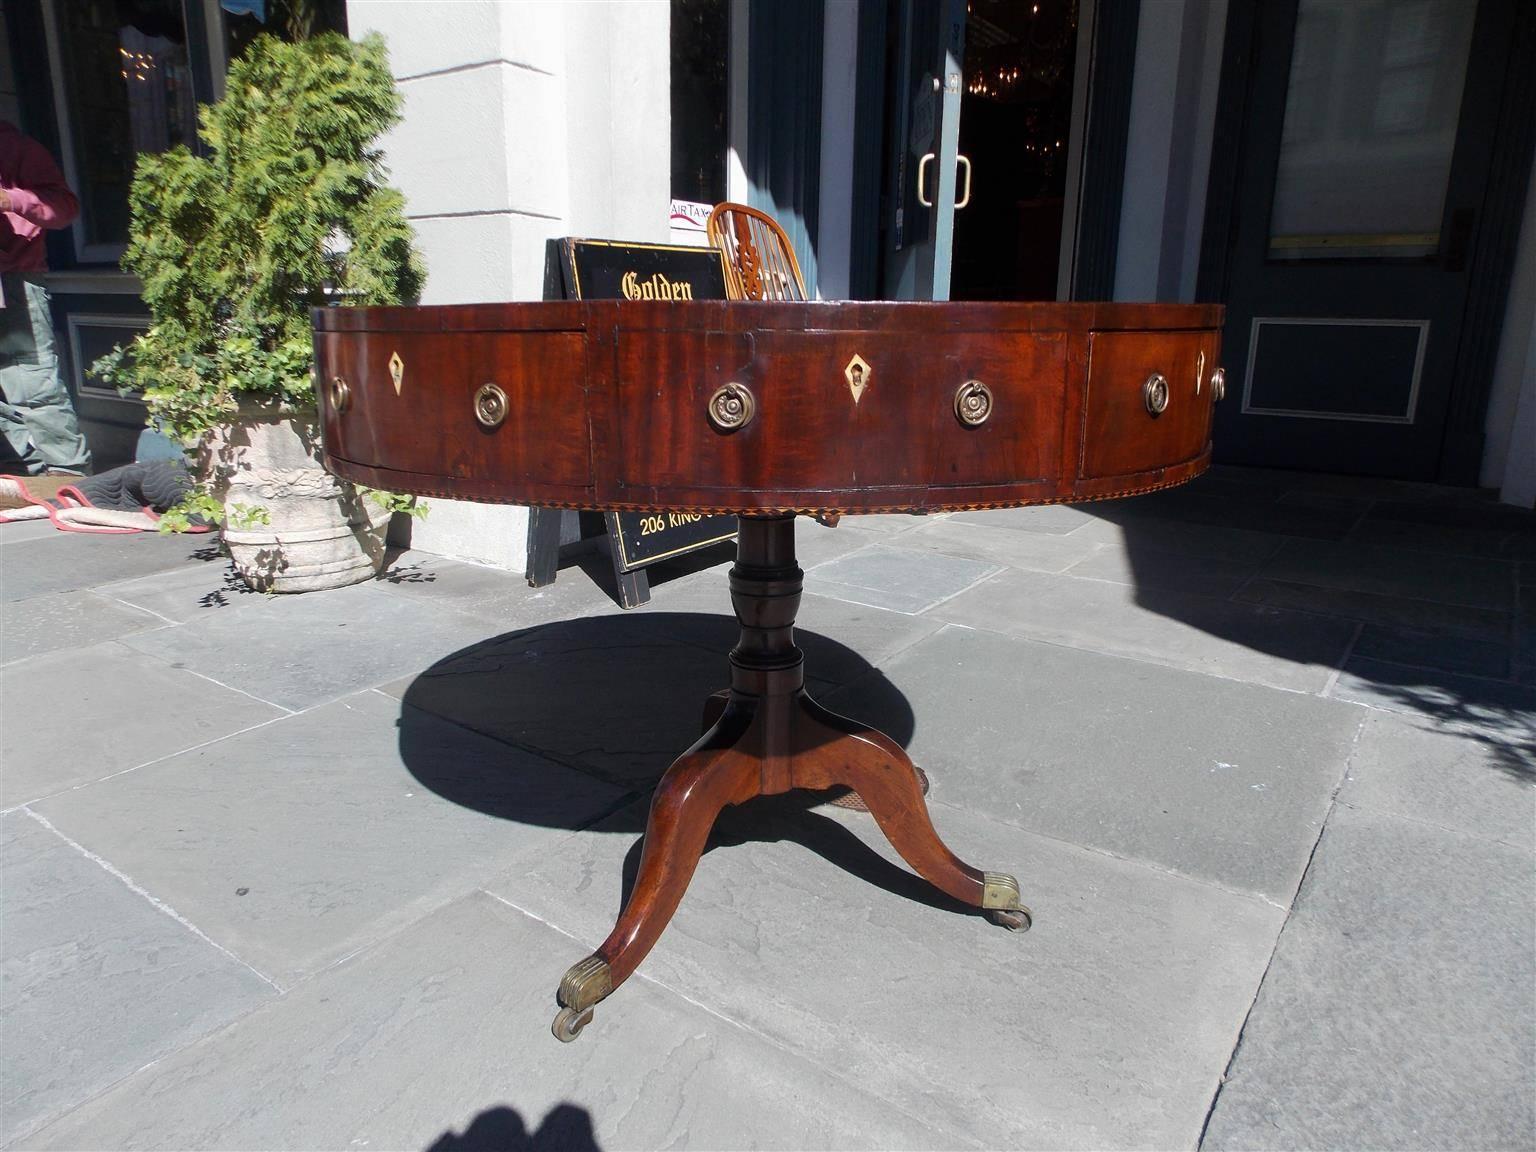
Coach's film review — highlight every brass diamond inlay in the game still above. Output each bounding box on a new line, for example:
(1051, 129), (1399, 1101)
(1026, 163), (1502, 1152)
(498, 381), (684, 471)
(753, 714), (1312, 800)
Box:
(389, 350), (404, 396)
(844, 354), (871, 404)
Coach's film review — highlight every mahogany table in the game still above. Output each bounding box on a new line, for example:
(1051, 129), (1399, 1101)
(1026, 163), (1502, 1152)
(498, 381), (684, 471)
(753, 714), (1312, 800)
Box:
(313, 300), (1224, 1042)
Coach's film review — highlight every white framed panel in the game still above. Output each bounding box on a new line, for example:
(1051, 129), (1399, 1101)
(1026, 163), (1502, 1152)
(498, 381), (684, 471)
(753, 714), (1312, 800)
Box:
(67, 313), (151, 404)
(1240, 315), (1430, 424)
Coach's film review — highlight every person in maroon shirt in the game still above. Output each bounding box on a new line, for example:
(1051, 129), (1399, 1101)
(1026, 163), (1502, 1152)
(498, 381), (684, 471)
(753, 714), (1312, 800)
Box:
(1, 119), (91, 474)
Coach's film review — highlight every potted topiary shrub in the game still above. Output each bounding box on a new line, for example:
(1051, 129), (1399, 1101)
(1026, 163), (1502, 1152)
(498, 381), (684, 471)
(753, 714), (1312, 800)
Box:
(94, 31), (425, 592)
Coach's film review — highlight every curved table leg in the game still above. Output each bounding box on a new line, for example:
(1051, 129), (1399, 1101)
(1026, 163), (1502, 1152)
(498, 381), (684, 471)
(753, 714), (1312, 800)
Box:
(700, 688), (730, 734)
(553, 707), (758, 1042)
(789, 693), (1029, 929)
(552, 515), (1028, 1044)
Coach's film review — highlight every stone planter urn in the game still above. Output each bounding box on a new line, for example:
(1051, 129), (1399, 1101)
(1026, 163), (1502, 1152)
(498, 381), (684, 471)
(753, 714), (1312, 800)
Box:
(206, 401), (389, 593)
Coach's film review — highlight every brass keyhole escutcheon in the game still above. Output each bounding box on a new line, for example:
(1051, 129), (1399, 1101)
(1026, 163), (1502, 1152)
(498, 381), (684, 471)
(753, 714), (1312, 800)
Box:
(1143, 372), (1170, 416)
(328, 376), (351, 415)
(474, 382), (509, 429)
(1210, 366), (1227, 402)
(954, 379), (993, 426)
(707, 382), (756, 432)
(844, 354), (871, 404)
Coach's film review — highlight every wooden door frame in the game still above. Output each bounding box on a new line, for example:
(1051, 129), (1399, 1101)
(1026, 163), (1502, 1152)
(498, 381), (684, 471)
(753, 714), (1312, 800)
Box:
(1197, 0), (1536, 485)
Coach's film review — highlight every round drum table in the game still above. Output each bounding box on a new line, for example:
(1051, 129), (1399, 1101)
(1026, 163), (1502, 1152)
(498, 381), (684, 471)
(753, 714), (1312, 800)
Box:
(314, 299), (1225, 1042)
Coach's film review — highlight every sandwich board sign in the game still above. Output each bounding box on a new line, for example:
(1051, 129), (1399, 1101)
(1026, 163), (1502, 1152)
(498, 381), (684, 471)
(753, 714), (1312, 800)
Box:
(527, 238), (738, 608)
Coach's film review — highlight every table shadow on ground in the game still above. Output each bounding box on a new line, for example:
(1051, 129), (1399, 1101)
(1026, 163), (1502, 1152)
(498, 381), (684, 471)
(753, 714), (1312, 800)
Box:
(397, 613), (982, 921)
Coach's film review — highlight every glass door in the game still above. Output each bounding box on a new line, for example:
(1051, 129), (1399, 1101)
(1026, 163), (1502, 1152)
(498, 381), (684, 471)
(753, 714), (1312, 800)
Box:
(881, 0), (967, 300)
(950, 0), (1081, 301)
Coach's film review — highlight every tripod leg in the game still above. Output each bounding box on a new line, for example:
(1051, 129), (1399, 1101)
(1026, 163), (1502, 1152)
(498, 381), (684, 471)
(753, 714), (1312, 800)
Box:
(700, 688), (730, 733)
(790, 693), (1030, 928)
(553, 708), (759, 1041)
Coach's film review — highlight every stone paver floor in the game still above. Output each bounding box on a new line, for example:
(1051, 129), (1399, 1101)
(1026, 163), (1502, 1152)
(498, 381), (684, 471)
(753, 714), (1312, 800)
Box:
(1, 467), (1532, 1150)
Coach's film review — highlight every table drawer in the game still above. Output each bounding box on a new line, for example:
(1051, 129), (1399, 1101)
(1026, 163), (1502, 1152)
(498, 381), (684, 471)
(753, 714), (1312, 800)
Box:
(1080, 330), (1219, 479)
(317, 331), (591, 490)
(610, 330), (1067, 497)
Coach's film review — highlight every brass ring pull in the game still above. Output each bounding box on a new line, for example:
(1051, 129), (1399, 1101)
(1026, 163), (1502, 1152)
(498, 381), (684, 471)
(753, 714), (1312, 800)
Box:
(473, 382), (509, 429)
(327, 376), (351, 415)
(1143, 372), (1170, 416)
(1210, 367), (1227, 402)
(954, 379), (993, 426)
(707, 382), (755, 432)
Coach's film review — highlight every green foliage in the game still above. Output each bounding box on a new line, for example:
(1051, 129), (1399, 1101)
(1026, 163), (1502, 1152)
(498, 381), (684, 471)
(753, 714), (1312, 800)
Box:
(155, 486), (224, 534)
(362, 488), (429, 519)
(155, 481), (426, 535)
(94, 31), (423, 444)
(152, 486), (271, 534)
(228, 503), (274, 530)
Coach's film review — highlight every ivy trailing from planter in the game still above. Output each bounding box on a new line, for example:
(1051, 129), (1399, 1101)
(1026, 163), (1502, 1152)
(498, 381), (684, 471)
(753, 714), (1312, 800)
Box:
(93, 31), (426, 527)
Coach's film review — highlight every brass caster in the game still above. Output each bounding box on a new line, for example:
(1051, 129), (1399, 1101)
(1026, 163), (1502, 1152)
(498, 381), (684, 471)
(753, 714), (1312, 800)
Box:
(554, 955), (611, 1042)
(981, 871), (1022, 910)
(552, 1005), (594, 1043)
(986, 905), (1032, 932)
(980, 872), (1029, 930)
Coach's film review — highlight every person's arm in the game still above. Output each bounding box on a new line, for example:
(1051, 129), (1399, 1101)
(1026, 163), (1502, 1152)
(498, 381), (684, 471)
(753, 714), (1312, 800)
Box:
(0, 136), (79, 231)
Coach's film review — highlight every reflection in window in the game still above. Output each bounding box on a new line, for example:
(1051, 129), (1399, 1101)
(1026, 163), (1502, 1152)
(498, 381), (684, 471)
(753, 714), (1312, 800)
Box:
(119, 24), (196, 154)
(56, 0), (197, 251)
(222, 0), (349, 64)
(1268, 0), (1474, 261)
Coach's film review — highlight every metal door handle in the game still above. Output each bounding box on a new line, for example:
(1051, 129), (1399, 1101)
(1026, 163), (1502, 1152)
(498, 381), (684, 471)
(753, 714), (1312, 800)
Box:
(917, 152), (935, 207)
(955, 155), (972, 209)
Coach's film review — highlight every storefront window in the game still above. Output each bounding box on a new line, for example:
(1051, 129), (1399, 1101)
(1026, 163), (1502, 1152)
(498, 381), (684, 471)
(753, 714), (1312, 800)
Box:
(53, 0), (198, 253)
(671, 0), (729, 208)
(222, 0), (349, 64)
(1267, 0), (1476, 260)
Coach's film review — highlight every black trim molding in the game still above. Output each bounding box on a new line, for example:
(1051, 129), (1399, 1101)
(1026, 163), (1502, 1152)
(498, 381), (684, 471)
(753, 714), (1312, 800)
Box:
(1195, 0), (1257, 305)
(747, 0), (825, 295)
(1071, 0), (1140, 301)
(1439, 0), (1536, 484)
(849, 0), (889, 300)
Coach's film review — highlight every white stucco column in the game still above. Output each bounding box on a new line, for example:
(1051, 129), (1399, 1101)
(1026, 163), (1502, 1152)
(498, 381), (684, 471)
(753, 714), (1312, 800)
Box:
(346, 0), (672, 568)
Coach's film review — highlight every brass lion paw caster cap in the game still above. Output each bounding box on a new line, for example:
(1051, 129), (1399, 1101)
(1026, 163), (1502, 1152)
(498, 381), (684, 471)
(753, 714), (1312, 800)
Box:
(707, 382), (755, 431)
(473, 382), (509, 429)
(1143, 372), (1170, 416)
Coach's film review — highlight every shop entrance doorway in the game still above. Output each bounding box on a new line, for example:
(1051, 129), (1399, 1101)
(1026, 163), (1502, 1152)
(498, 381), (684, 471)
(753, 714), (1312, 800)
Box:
(880, 0), (1082, 301)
